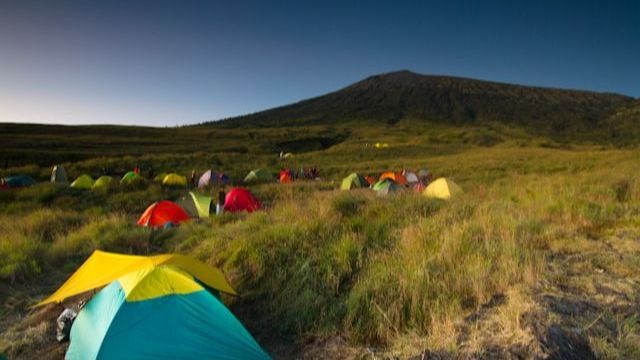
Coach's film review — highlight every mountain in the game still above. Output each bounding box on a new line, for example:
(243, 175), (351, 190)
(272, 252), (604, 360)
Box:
(212, 70), (636, 140)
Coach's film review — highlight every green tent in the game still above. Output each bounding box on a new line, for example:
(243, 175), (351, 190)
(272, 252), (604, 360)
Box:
(177, 191), (212, 218)
(244, 168), (272, 183)
(153, 172), (168, 182)
(340, 173), (367, 190)
(373, 179), (403, 196)
(92, 176), (114, 189)
(71, 174), (95, 189)
(120, 171), (141, 185)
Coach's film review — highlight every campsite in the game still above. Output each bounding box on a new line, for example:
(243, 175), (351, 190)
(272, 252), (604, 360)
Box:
(1, 1), (640, 359)
(1, 120), (639, 359)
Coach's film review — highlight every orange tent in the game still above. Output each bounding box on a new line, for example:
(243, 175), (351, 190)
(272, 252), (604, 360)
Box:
(137, 201), (190, 228)
(379, 171), (407, 185)
(279, 170), (292, 184)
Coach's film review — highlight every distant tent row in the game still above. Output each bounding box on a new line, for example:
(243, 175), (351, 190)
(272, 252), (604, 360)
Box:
(137, 188), (261, 228)
(340, 170), (462, 200)
(37, 250), (270, 359)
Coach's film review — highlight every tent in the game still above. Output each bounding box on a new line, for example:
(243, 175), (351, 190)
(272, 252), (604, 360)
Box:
(279, 169), (292, 184)
(121, 171), (141, 185)
(137, 201), (190, 228)
(244, 169), (272, 183)
(224, 188), (261, 213)
(162, 173), (187, 187)
(153, 172), (168, 183)
(404, 171), (419, 184)
(417, 169), (431, 180)
(340, 173), (367, 190)
(423, 177), (462, 200)
(379, 172), (408, 185)
(3, 175), (36, 188)
(70, 174), (94, 189)
(374, 143), (389, 149)
(177, 192), (212, 219)
(198, 170), (213, 188)
(373, 179), (403, 196)
(92, 176), (114, 189)
(36, 251), (269, 360)
(51, 165), (68, 184)
(36, 250), (237, 306)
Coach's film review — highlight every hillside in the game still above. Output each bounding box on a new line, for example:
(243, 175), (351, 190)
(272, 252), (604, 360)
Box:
(213, 70), (636, 141)
(1, 71), (638, 168)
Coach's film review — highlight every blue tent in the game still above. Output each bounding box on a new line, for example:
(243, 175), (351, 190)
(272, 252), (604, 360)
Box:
(3, 175), (36, 188)
(67, 265), (270, 360)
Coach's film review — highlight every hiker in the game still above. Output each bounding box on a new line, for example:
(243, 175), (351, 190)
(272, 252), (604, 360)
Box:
(133, 165), (140, 175)
(190, 170), (197, 186)
(217, 187), (226, 215)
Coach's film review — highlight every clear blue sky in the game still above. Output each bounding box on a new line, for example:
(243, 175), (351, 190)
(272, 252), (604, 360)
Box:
(1, 0), (638, 126)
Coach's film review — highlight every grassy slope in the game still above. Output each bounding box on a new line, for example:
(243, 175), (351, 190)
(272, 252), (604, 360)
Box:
(1, 122), (639, 358)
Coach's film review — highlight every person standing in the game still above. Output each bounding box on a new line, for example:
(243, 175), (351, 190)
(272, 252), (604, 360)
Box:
(190, 170), (197, 187)
(216, 187), (226, 215)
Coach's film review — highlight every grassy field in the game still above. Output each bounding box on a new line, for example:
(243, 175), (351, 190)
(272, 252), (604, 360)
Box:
(0, 123), (639, 359)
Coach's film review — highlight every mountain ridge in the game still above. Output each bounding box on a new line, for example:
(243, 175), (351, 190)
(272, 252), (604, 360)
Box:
(209, 70), (636, 140)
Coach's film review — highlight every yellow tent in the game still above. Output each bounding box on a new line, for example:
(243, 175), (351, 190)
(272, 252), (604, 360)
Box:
(36, 250), (237, 306)
(70, 174), (94, 189)
(423, 177), (462, 200)
(162, 173), (187, 187)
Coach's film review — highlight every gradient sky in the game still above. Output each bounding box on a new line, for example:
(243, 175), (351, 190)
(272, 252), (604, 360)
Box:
(1, 0), (638, 126)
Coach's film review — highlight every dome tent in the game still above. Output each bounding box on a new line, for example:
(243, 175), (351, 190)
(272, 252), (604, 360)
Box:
(137, 201), (190, 228)
(279, 169), (293, 184)
(121, 171), (142, 185)
(3, 175), (36, 188)
(153, 172), (168, 183)
(92, 176), (114, 189)
(244, 169), (272, 184)
(379, 171), (407, 185)
(162, 173), (187, 187)
(340, 173), (367, 190)
(51, 165), (69, 184)
(198, 170), (213, 188)
(36, 251), (269, 360)
(224, 188), (261, 213)
(71, 174), (95, 189)
(404, 171), (419, 184)
(177, 191), (212, 219)
(423, 177), (462, 200)
(373, 179), (403, 196)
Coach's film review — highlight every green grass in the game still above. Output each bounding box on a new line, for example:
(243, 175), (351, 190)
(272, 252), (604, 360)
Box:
(0, 127), (639, 358)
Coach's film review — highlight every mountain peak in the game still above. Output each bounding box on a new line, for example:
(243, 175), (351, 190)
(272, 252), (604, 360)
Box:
(212, 71), (635, 140)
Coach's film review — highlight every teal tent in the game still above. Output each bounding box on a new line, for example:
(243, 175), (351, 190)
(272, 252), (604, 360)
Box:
(373, 179), (403, 196)
(3, 175), (36, 188)
(66, 264), (270, 360)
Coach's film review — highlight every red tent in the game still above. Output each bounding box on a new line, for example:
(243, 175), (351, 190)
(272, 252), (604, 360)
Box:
(279, 169), (292, 184)
(224, 188), (261, 213)
(137, 201), (190, 228)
